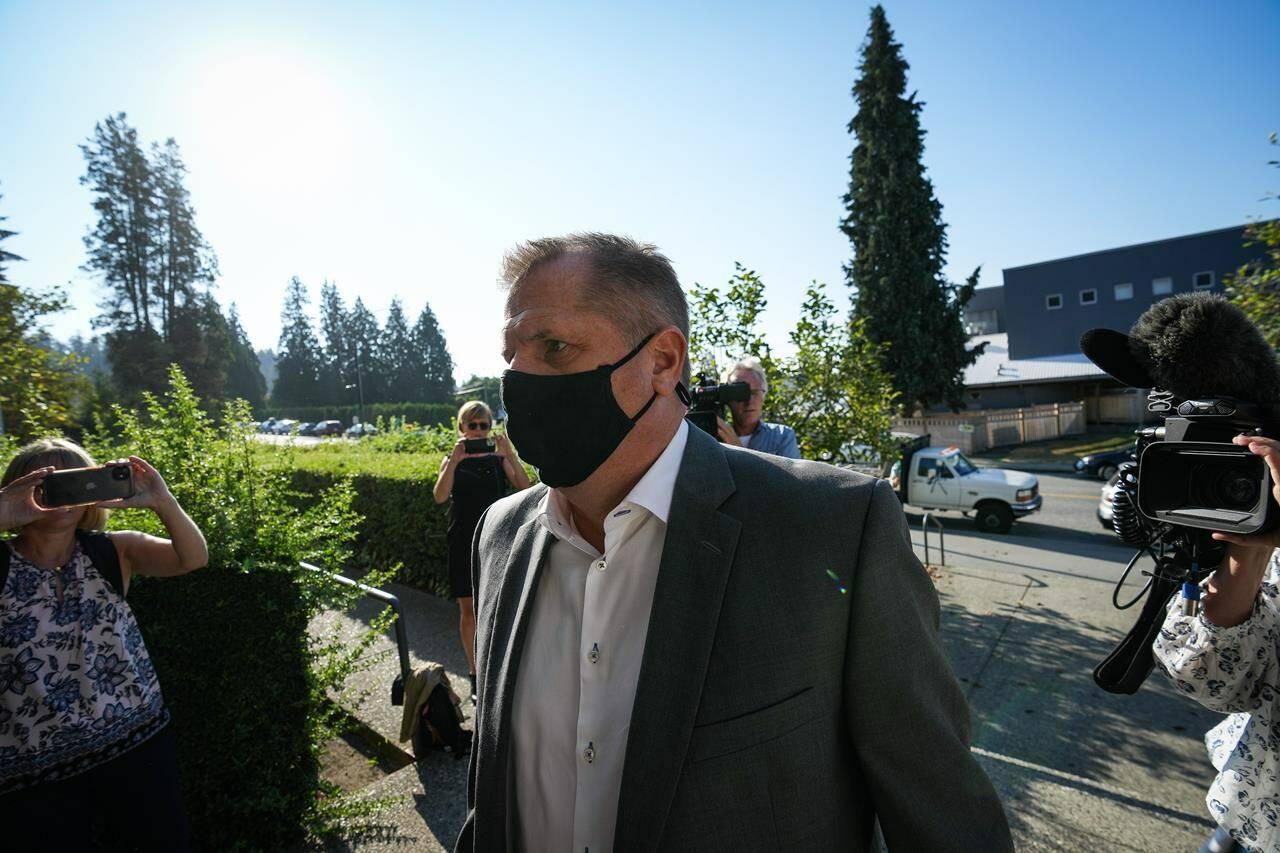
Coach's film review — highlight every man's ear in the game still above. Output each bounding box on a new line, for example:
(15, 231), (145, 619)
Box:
(650, 327), (688, 396)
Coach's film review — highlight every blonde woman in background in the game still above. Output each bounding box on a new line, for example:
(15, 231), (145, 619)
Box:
(434, 402), (530, 702)
(0, 438), (207, 850)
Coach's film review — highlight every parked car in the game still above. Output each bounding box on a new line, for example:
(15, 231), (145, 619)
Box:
(1097, 472), (1121, 531)
(258, 418), (278, 433)
(271, 419), (299, 435)
(1074, 446), (1135, 481)
(885, 433), (1041, 534)
(297, 422), (317, 436)
(345, 422), (378, 438)
(315, 420), (344, 436)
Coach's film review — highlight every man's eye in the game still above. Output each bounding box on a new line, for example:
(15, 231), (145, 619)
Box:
(544, 340), (567, 355)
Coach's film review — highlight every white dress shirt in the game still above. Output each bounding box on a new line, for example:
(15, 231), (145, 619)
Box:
(512, 420), (689, 853)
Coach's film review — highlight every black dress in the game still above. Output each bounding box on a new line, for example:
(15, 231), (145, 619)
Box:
(447, 454), (508, 599)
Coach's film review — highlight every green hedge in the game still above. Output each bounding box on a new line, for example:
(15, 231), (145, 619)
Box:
(287, 452), (453, 596)
(129, 570), (316, 849)
(262, 402), (458, 428)
(277, 444), (537, 596)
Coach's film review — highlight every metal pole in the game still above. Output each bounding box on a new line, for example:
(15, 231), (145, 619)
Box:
(300, 562), (412, 690)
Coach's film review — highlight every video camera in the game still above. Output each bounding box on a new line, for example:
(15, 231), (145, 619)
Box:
(683, 372), (752, 440)
(1080, 294), (1280, 694)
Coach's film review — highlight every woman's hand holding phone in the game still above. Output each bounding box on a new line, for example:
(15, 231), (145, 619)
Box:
(96, 456), (175, 512)
(0, 467), (57, 531)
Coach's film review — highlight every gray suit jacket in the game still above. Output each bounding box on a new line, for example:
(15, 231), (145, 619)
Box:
(457, 425), (1011, 852)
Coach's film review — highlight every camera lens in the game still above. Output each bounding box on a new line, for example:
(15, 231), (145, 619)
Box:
(1218, 470), (1259, 509)
(112, 466), (129, 481)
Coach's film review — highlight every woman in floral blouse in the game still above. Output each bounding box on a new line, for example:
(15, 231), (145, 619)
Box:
(1155, 433), (1280, 853)
(0, 438), (207, 850)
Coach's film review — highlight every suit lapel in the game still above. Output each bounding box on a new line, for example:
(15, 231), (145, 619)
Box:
(474, 515), (553, 853)
(614, 428), (741, 852)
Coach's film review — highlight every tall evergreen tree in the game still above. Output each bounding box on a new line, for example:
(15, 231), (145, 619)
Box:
(381, 298), (421, 401)
(841, 6), (983, 413)
(80, 113), (159, 333)
(151, 138), (217, 343)
(0, 187), (25, 285)
(317, 280), (350, 406)
(411, 303), (455, 403)
(345, 298), (387, 404)
(271, 277), (324, 407)
(225, 304), (268, 411)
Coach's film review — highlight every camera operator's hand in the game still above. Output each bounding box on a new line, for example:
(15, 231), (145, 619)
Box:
(1201, 435), (1280, 627)
(494, 433), (516, 460)
(716, 416), (741, 447)
(96, 456), (176, 512)
(1210, 435), (1280, 551)
(449, 439), (469, 463)
(0, 466), (57, 531)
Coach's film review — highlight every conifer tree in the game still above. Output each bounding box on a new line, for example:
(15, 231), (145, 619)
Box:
(381, 298), (421, 401)
(841, 5), (983, 413)
(0, 187), (25, 285)
(151, 138), (217, 343)
(345, 298), (386, 404)
(317, 280), (350, 406)
(271, 277), (324, 408)
(225, 304), (268, 411)
(411, 303), (455, 403)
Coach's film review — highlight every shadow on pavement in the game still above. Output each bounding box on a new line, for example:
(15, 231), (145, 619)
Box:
(937, 586), (1220, 843)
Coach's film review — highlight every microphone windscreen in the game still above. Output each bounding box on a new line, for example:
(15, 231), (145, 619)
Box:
(1129, 294), (1280, 403)
(1079, 329), (1155, 389)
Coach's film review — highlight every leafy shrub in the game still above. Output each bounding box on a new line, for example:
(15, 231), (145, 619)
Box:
(86, 367), (391, 850)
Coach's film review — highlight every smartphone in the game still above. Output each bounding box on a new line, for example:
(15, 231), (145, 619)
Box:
(40, 464), (135, 508)
(464, 438), (496, 454)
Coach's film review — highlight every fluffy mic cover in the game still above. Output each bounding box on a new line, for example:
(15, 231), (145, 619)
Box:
(1129, 293), (1280, 403)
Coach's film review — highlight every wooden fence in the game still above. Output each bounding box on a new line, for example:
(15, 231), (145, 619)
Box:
(893, 401), (1087, 453)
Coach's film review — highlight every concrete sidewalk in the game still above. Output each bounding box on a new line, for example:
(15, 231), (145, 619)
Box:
(309, 531), (1221, 851)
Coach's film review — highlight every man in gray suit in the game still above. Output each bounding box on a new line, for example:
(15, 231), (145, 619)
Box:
(457, 233), (1011, 852)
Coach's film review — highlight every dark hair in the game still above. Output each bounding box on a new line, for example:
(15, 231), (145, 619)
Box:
(500, 232), (691, 382)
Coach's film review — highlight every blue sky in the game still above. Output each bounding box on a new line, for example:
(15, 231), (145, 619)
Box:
(2, 0), (1277, 382)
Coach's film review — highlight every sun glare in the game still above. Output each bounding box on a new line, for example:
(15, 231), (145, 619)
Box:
(188, 53), (354, 199)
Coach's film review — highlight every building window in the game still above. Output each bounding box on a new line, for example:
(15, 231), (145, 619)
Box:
(1152, 276), (1173, 296)
(1114, 282), (1134, 301)
(1080, 288), (1098, 305)
(965, 308), (1000, 335)
(1046, 293), (1063, 310)
(1194, 270), (1214, 289)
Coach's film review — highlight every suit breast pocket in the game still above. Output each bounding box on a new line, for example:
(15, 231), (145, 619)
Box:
(691, 687), (818, 763)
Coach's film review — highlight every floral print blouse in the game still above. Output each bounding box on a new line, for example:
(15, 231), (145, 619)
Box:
(0, 538), (169, 793)
(1154, 552), (1280, 852)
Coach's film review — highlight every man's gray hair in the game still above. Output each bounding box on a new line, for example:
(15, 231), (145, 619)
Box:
(726, 356), (768, 393)
(500, 233), (690, 381)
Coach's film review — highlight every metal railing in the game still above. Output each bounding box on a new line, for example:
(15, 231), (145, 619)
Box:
(921, 512), (946, 567)
(301, 562), (412, 704)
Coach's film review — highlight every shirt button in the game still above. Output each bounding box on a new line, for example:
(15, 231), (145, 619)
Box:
(587, 643), (600, 664)
(593, 559), (607, 572)
(583, 742), (596, 764)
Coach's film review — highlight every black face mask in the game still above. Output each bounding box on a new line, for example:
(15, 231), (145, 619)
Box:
(501, 334), (663, 488)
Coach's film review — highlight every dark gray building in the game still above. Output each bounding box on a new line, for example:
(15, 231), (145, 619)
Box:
(957, 224), (1269, 421)
(1002, 224), (1263, 360)
(963, 285), (1005, 335)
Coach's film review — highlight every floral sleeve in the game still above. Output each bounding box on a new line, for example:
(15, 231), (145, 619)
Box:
(1152, 553), (1280, 715)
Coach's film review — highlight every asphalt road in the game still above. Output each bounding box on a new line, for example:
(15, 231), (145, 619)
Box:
(907, 470), (1225, 851)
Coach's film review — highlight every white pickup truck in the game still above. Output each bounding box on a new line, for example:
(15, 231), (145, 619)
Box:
(888, 434), (1042, 533)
